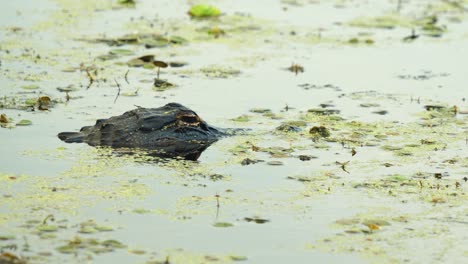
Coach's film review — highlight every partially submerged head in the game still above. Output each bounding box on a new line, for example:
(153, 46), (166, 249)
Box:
(58, 103), (225, 160)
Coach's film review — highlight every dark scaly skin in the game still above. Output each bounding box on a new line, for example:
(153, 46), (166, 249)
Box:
(58, 103), (225, 160)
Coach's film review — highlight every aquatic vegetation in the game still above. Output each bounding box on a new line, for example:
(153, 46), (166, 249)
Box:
(188, 5), (221, 18)
(153, 60), (168, 79)
(0, 252), (27, 264)
(349, 14), (414, 29)
(347, 37), (375, 45)
(117, 0), (135, 7)
(0, 95), (60, 112)
(55, 237), (126, 254)
(207, 26), (226, 38)
(1, 0), (468, 263)
(89, 34), (187, 48)
(213, 222), (234, 228)
(244, 217), (270, 224)
(200, 65), (241, 78)
(231, 115), (251, 122)
(153, 78), (175, 91)
(287, 63), (304, 75)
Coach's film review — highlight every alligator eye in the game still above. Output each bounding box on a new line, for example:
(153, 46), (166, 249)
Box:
(181, 116), (198, 123)
(177, 112), (201, 125)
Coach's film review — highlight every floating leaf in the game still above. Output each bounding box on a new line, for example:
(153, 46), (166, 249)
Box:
(129, 249), (146, 255)
(267, 161), (283, 166)
(36, 225), (58, 232)
(169, 36), (188, 44)
(137, 55), (155, 62)
(200, 65), (241, 78)
(78, 226), (97, 234)
(95, 226), (114, 232)
(276, 124), (302, 132)
(213, 222), (233, 228)
(349, 15), (413, 29)
(230, 255), (248, 261)
(335, 218), (360, 225)
(309, 126), (331, 138)
(244, 217), (270, 224)
(16, 120), (32, 126)
(189, 5), (221, 18)
(153, 61), (168, 68)
(207, 27), (225, 37)
(249, 108), (271, 114)
(39, 233), (57, 239)
(62, 67), (78, 72)
(169, 61), (188, 68)
(117, 0), (135, 7)
(21, 84), (39, 90)
(153, 79), (175, 91)
(307, 108), (340, 115)
(101, 240), (126, 249)
(25, 99), (37, 106)
(141, 38), (169, 48)
(57, 85), (79, 92)
(132, 208), (151, 214)
(231, 115), (250, 122)
(362, 219), (391, 226)
(109, 49), (134, 56)
(121, 90), (139, 97)
(360, 103), (380, 108)
(127, 59), (145, 67)
(97, 54), (119, 61)
(143, 63), (156, 69)
(0, 235), (15, 240)
(56, 245), (76, 254)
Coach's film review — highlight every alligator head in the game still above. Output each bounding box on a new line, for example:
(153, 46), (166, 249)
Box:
(58, 103), (224, 160)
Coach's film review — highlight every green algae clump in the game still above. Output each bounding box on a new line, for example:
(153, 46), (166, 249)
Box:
(189, 5), (221, 18)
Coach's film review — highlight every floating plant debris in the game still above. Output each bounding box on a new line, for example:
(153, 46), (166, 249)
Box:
(213, 222), (233, 228)
(309, 126), (331, 138)
(241, 158), (264, 165)
(287, 63), (304, 75)
(16, 120), (32, 126)
(89, 34), (187, 48)
(188, 5), (221, 18)
(244, 217), (270, 224)
(153, 78), (175, 91)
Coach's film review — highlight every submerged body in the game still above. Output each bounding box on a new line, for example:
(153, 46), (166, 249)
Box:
(58, 103), (224, 160)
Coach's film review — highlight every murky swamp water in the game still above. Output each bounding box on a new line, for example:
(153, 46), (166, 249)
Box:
(0, 0), (467, 263)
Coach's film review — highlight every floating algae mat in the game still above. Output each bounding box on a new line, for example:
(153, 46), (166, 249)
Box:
(0, 0), (467, 263)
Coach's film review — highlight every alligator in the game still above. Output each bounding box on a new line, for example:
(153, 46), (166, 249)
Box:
(58, 103), (225, 160)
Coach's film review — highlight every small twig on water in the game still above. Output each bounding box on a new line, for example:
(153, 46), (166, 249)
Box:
(215, 193), (220, 220)
(215, 194), (220, 208)
(397, 0), (403, 12)
(114, 78), (121, 104)
(336, 161), (350, 174)
(42, 214), (54, 225)
(85, 68), (94, 89)
(124, 69), (130, 84)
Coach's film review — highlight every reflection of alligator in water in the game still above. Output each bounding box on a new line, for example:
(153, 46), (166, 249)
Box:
(58, 103), (225, 160)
